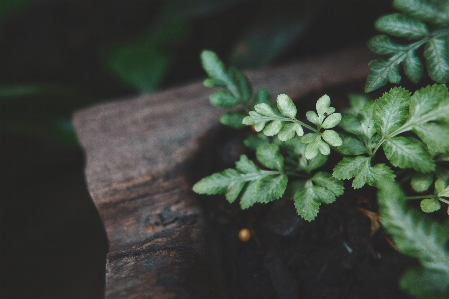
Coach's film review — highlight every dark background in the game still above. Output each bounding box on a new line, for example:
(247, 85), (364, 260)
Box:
(0, 0), (391, 298)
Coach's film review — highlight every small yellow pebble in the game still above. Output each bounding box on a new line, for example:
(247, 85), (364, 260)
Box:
(238, 228), (251, 242)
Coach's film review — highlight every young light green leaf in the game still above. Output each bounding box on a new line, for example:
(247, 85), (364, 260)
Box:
(374, 87), (410, 136)
(306, 111), (320, 126)
(295, 122), (304, 136)
(424, 37), (449, 83)
(375, 13), (429, 39)
(322, 113), (341, 129)
(318, 139), (331, 156)
(301, 133), (319, 144)
(220, 111), (247, 129)
(277, 94), (297, 119)
(256, 143), (284, 171)
(255, 103), (279, 117)
(411, 172), (434, 192)
(393, 0), (449, 26)
(210, 90), (240, 108)
(404, 50), (424, 83)
(383, 136), (435, 172)
(420, 198), (441, 213)
(263, 120), (283, 136)
(277, 123), (297, 141)
(316, 94), (331, 116)
(304, 138), (320, 160)
(368, 35), (406, 55)
(322, 130), (342, 147)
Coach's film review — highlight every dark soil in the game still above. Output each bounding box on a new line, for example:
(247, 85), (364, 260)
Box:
(192, 84), (415, 299)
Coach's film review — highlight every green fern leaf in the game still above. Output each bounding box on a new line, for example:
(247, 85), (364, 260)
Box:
(411, 172), (434, 192)
(368, 35), (406, 55)
(201, 50), (238, 95)
(383, 136), (435, 172)
(393, 0), (449, 26)
(365, 57), (406, 92)
(333, 156), (395, 189)
(374, 87), (410, 136)
(404, 50), (424, 83)
(375, 13), (429, 39)
(378, 180), (449, 299)
(220, 111), (247, 129)
(256, 143), (284, 171)
(293, 172), (343, 221)
(424, 37), (449, 83)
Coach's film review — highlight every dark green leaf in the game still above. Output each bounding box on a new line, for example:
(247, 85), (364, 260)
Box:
(210, 90), (240, 108)
(400, 267), (449, 299)
(243, 133), (270, 150)
(378, 180), (449, 286)
(236, 155), (260, 174)
(411, 172), (434, 192)
(252, 88), (274, 108)
(103, 22), (188, 93)
(230, 1), (321, 68)
(375, 13), (429, 39)
(338, 133), (367, 155)
(201, 50), (238, 95)
(220, 111), (247, 129)
(311, 172), (344, 198)
(404, 50), (424, 83)
(368, 35), (406, 55)
(424, 37), (449, 83)
(393, 0), (449, 26)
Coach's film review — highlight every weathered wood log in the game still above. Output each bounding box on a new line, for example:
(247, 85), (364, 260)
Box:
(73, 46), (375, 299)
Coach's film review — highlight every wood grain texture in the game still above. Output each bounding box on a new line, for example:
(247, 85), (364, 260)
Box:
(73, 46), (374, 298)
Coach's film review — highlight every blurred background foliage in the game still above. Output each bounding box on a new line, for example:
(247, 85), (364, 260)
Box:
(0, 0), (391, 298)
(0, 0), (390, 144)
